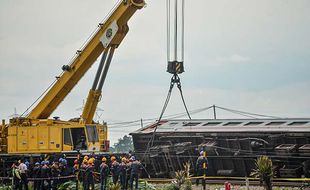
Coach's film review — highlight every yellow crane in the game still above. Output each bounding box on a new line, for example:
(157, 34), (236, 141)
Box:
(0, 0), (145, 154)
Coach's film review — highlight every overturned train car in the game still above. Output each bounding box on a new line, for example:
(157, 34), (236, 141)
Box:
(130, 119), (310, 178)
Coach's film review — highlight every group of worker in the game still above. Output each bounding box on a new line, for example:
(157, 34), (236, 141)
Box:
(10, 154), (143, 190)
(11, 156), (73, 190)
(10, 152), (206, 190)
(79, 155), (142, 190)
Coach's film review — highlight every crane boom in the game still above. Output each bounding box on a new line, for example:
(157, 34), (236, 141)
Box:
(0, 0), (145, 154)
(28, 0), (145, 119)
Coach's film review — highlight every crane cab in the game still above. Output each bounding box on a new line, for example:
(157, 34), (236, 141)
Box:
(4, 118), (109, 154)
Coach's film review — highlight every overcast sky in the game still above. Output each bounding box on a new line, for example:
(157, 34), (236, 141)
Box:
(1, 0), (309, 144)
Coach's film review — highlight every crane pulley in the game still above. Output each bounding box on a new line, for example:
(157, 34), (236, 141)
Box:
(166, 0), (185, 75)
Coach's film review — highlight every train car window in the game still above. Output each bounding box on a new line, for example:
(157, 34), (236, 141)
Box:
(266, 121), (286, 125)
(288, 121), (308, 125)
(183, 122), (201, 126)
(203, 122), (222, 126)
(223, 122), (242, 126)
(244, 122), (264, 126)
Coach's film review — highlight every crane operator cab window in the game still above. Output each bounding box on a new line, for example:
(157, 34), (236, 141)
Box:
(63, 127), (88, 151)
(86, 125), (99, 144)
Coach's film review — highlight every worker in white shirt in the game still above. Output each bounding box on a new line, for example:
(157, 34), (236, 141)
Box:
(18, 159), (28, 190)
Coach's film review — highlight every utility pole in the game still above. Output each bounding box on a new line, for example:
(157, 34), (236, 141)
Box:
(213, 105), (217, 119)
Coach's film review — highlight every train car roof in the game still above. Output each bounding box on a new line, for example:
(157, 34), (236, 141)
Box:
(130, 118), (310, 134)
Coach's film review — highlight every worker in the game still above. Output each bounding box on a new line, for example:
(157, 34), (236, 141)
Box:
(129, 156), (142, 190)
(126, 157), (132, 190)
(119, 157), (128, 190)
(73, 159), (79, 174)
(85, 159), (95, 190)
(60, 157), (73, 184)
(38, 161), (45, 190)
(76, 135), (87, 150)
(195, 151), (208, 187)
(18, 159), (29, 190)
(51, 161), (61, 190)
(32, 162), (41, 190)
(80, 158), (88, 190)
(73, 159), (80, 190)
(40, 160), (51, 190)
(110, 156), (120, 185)
(11, 162), (21, 190)
(100, 157), (109, 190)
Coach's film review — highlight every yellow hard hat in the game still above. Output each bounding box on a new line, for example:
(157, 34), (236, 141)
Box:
(102, 157), (107, 162)
(83, 159), (88, 164)
(83, 155), (89, 160)
(111, 156), (116, 161)
(88, 159), (94, 164)
(121, 157), (127, 162)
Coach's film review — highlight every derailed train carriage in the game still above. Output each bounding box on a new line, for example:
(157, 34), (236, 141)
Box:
(130, 118), (310, 178)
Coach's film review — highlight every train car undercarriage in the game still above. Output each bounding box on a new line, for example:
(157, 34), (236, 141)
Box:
(131, 119), (310, 178)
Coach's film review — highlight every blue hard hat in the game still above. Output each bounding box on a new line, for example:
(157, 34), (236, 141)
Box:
(35, 162), (40, 165)
(200, 151), (204, 156)
(41, 161), (45, 165)
(130, 156), (136, 161)
(45, 161), (50, 165)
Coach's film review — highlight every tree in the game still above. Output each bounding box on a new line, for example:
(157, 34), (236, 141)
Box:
(251, 155), (273, 190)
(110, 135), (134, 153)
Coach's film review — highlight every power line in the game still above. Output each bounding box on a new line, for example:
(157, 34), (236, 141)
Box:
(215, 105), (282, 119)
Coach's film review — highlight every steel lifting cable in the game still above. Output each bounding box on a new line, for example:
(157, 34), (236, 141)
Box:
(21, 77), (60, 117)
(141, 77), (175, 161)
(151, 74), (192, 145)
(174, 74), (191, 120)
(166, 0), (170, 62)
(141, 74), (191, 161)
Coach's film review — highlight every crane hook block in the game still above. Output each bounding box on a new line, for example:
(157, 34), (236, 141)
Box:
(167, 61), (184, 74)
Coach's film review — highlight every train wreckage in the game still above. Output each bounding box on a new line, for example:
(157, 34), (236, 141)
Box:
(130, 118), (310, 178)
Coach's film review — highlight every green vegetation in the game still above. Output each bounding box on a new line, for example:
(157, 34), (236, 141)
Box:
(58, 181), (77, 190)
(251, 155), (273, 190)
(109, 135), (134, 153)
